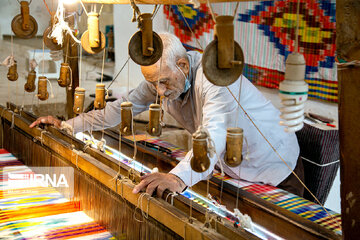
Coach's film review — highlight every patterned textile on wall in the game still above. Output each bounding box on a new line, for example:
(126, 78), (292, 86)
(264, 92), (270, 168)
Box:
(163, 0), (337, 102)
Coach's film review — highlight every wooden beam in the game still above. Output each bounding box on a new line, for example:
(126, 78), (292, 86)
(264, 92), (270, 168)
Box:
(80, 0), (266, 4)
(336, 0), (360, 239)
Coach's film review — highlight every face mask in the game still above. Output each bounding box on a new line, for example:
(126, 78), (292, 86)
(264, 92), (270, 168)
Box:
(176, 64), (191, 93)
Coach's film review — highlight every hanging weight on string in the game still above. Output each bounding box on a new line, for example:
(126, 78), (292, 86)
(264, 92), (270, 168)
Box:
(94, 84), (106, 110)
(190, 131), (210, 173)
(7, 61), (18, 81)
(202, 16), (244, 86)
(43, 12), (63, 51)
(11, 1), (38, 39)
(58, 63), (70, 87)
(73, 87), (86, 114)
(24, 69), (36, 92)
(37, 76), (49, 101)
(147, 103), (162, 136)
(128, 13), (163, 66)
(81, 12), (105, 54)
(120, 101), (133, 136)
(224, 127), (244, 167)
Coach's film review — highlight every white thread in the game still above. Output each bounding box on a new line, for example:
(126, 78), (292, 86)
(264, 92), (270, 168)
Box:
(96, 138), (106, 152)
(134, 192), (152, 222)
(165, 191), (178, 205)
(234, 208), (254, 232)
(301, 156), (339, 167)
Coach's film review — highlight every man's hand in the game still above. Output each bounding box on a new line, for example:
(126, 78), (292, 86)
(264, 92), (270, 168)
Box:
(29, 116), (61, 129)
(132, 173), (186, 197)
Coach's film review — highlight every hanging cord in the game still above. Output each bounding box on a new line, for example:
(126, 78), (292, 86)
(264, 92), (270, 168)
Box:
(129, 0), (141, 24)
(43, 0), (51, 15)
(226, 86), (341, 229)
(100, 48), (106, 84)
(155, 57), (163, 104)
(127, 55), (130, 101)
(0, 109), (6, 148)
(130, 108), (137, 159)
(165, 191), (178, 206)
(106, 57), (130, 91)
(133, 192), (152, 222)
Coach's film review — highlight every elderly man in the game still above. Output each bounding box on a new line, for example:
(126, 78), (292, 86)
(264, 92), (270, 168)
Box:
(30, 33), (304, 197)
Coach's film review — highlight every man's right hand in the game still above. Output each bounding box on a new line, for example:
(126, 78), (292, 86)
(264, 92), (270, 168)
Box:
(29, 116), (61, 129)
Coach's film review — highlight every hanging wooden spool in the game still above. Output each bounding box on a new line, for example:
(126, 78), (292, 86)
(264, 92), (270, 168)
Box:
(81, 12), (105, 54)
(58, 63), (70, 87)
(128, 13), (163, 66)
(73, 87), (86, 114)
(24, 69), (36, 92)
(120, 101), (133, 136)
(224, 127), (243, 167)
(94, 84), (106, 110)
(7, 62), (18, 82)
(43, 12), (63, 51)
(202, 16), (244, 86)
(37, 76), (49, 101)
(190, 131), (210, 173)
(147, 103), (161, 136)
(11, 1), (38, 39)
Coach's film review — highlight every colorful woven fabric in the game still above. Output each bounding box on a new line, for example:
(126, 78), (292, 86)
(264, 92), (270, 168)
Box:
(0, 149), (114, 240)
(130, 135), (342, 235)
(163, 1), (338, 102)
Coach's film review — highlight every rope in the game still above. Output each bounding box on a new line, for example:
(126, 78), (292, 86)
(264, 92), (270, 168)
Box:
(100, 48), (106, 84)
(106, 56), (130, 91)
(165, 191), (178, 206)
(43, 0), (51, 15)
(133, 192), (152, 222)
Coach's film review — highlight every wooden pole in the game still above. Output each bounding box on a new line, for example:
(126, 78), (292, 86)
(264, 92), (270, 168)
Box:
(336, 0), (360, 239)
(65, 13), (79, 119)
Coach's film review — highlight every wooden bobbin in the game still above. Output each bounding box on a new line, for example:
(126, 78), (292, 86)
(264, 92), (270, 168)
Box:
(37, 76), (49, 101)
(190, 131), (210, 173)
(81, 12), (105, 54)
(202, 16), (244, 86)
(58, 63), (70, 87)
(7, 62), (18, 82)
(120, 101), (133, 136)
(24, 70), (36, 92)
(73, 87), (85, 114)
(11, 1), (38, 39)
(94, 84), (106, 110)
(224, 127), (243, 167)
(147, 103), (161, 136)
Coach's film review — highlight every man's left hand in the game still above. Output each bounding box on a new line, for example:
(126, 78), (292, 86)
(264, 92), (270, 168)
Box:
(132, 173), (186, 197)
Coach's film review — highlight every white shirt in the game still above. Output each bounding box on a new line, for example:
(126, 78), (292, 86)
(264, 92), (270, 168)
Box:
(67, 51), (299, 187)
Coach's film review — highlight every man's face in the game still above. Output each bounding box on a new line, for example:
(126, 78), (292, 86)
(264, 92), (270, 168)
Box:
(141, 61), (186, 100)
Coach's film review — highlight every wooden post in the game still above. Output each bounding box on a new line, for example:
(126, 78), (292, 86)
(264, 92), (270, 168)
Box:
(64, 13), (79, 119)
(336, 1), (360, 239)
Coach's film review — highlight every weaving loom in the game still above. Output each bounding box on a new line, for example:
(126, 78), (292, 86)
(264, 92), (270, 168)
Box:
(0, 104), (342, 239)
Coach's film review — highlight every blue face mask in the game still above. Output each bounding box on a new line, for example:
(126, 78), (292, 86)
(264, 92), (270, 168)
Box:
(176, 65), (191, 93)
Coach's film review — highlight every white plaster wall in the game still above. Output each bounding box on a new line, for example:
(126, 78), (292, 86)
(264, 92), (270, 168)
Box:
(113, 5), (167, 90)
(0, 0), (56, 37)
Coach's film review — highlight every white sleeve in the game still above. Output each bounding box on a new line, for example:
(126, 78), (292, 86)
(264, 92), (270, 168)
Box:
(66, 81), (157, 133)
(170, 77), (239, 186)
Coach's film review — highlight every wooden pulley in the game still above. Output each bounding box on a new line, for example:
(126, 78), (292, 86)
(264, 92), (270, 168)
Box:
(11, 1), (38, 39)
(128, 19), (163, 66)
(7, 61), (18, 81)
(147, 103), (161, 136)
(37, 76), (49, 101)
(190, 131), (210, 173)
(24, 69), (36, 93)
(224, 127), (243, 167)
(120, 101), (133, 136)
(43, 13), (62, 51)
(81, 12), (105, 54)
(94, 84), (106, 110)
(73, 87), (86, 114)
(202, 16), (244, 86)
(58, 63), (70, 87)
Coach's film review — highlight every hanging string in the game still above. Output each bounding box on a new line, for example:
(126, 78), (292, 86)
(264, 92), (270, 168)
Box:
(79, 46), (82, 88)
(155, 57), (163, 104)
(127, 55), (130, 101)
(100, 48), (106, 84)
(106, 57), (130, 90)
(42, 41), (45, 75)
(42, 0), (51, 15)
